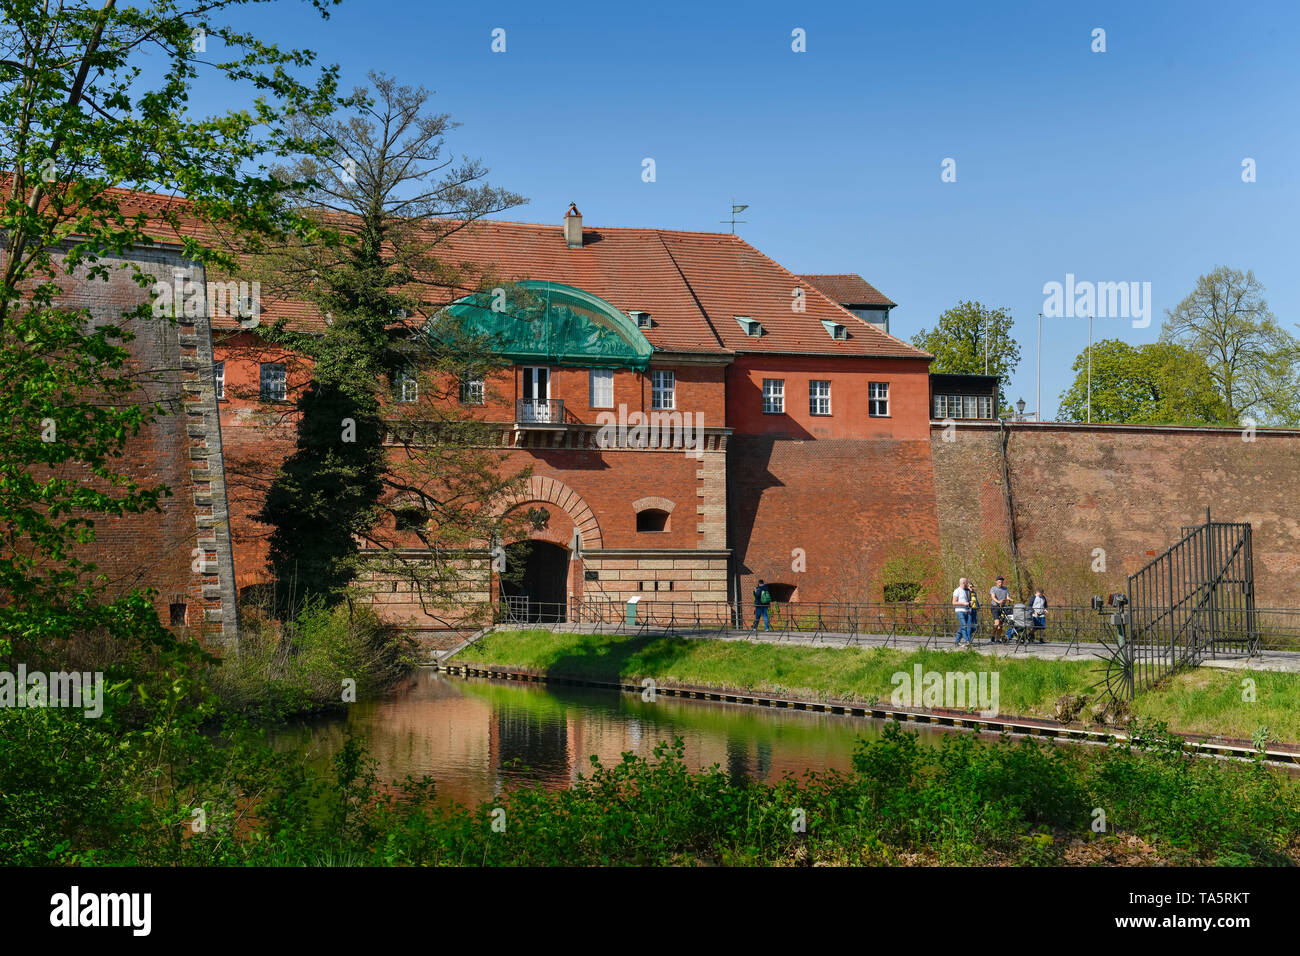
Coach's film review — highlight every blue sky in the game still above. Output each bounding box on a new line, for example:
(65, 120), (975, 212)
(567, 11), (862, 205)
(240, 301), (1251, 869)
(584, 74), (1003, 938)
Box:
(196, 0), (1300, 417)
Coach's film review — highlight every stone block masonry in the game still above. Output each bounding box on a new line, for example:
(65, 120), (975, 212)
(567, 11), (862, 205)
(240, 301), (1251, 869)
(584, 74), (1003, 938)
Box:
(47, 246), (239, 647)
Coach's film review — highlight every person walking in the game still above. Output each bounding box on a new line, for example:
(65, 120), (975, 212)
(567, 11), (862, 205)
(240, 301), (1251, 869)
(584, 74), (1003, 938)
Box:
(1030, 588), (1047, 643)
(952, 577), (973, 645)
(968, 581), (981, 641)
(753, 579), (773, 631)
(990, 576), (1011, 643)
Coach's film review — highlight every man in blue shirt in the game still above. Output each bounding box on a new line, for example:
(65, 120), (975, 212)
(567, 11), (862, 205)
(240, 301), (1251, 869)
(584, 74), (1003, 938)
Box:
(753, 579), (772, 631)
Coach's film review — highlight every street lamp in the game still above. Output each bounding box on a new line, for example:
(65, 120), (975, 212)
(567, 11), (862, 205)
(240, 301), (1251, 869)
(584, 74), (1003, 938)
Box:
(1016, 397), (1026, 421)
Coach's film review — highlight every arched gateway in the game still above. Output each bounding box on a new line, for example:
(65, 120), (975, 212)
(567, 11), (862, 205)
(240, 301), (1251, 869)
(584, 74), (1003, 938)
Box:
(495, 475), (604, 622)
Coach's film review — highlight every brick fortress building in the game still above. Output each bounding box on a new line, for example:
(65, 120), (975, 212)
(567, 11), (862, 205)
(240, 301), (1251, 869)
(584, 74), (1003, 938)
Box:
(212, 203), (939, 634)
(67, 193), (1300, 647)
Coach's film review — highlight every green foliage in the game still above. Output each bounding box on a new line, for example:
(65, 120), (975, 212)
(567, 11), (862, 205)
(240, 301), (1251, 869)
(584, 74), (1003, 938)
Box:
(875, 539), (942, 603)
(252, 72), (530, 613)
(0, 0), (341, 646)
(208, 598), (415, 719)
(1057, 338), (1231, 425)
(1161, 266), (1300, 426)
(912, 300), (1022, 408)
(5, 678), (1299, 865)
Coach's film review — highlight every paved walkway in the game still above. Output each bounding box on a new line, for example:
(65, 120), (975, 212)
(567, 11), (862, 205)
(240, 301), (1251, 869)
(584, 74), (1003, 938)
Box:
(490, 622), (1300, 674)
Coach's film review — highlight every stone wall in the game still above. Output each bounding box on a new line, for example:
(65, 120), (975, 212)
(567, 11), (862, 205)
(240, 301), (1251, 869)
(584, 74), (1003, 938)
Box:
(728, 435), (943, 606)
(49, 247), (238, 645)
(929, 422), (1300, 608)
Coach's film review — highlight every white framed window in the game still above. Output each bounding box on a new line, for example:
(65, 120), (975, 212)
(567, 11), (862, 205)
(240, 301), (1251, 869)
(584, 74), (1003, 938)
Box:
(809, 380), (831, 416)
(651, 369), (675, 410)
(259, 362), (286, 402)
(762, 378), (784, 414)
(963, 395), (978, 419)
(868, 381), (889, 417)
(933, 394), (945, 419)
(459, 373), (484, 405)
(590, 368), (614, 408)
(214, 361), (225, 401)
(978, 396), (993, 419)
(396, 366), (418, 403)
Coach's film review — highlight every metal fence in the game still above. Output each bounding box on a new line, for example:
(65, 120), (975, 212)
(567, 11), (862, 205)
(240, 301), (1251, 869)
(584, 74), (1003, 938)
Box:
(485, 596), (1300, 651)
(1125, 519), (1261, 696)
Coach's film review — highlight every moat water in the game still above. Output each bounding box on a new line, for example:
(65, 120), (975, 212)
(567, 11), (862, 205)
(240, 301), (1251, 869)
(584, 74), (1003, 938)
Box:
(273, 668), (958, 808)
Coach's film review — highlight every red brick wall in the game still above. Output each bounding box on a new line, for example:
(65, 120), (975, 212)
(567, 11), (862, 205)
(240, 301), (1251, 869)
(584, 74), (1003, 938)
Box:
(498, 446), (702, 549)
(930, 422), (1300, 608)
(727, 356), (931, 440)
(416, 362), (727, 427)
(48, 248), (236, 643)
(730, 436), (942, 605)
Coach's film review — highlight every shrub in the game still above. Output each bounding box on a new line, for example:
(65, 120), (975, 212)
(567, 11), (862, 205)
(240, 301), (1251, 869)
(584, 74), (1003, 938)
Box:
(208, 598), (415, 718)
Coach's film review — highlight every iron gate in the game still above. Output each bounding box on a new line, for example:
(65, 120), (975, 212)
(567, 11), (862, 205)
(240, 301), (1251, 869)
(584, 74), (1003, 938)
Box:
(1122, 514), (1259, 697)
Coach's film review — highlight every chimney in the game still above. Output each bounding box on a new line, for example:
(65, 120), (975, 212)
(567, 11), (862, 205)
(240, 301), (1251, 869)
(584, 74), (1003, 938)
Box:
(563, 202), (583, 249)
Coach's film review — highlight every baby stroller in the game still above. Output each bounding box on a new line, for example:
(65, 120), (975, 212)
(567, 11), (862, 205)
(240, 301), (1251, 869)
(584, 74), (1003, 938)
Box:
(1004, 603), (1034, 645)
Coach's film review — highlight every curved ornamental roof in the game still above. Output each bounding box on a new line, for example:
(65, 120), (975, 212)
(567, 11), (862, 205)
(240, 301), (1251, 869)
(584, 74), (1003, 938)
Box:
(426, 280), (654, 370)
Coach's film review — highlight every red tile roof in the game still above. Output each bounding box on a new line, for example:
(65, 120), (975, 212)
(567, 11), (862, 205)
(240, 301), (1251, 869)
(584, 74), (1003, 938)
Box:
(396, 220), (928, 358)
(91, 186), (924, 359)
(799, 273), (896, 308)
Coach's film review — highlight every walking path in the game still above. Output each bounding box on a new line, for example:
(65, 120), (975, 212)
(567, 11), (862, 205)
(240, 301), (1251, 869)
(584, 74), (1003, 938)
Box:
(476, 622), (1300, 674)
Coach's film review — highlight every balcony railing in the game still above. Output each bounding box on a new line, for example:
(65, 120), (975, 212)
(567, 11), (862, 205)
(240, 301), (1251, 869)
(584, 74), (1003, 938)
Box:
(516, 398), (565, 425)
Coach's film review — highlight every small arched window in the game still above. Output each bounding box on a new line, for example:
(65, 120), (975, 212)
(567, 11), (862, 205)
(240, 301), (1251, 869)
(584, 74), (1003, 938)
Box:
(394, 506), (428, 531)
(766, 583), (797, 603)
(636, 509), (669, 532)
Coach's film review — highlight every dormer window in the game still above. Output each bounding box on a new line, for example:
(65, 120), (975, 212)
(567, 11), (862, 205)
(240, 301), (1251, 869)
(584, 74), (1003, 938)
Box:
(629, 310), (653, 329)
(735, 316), (763, 337)
(820, 319), (847, 340)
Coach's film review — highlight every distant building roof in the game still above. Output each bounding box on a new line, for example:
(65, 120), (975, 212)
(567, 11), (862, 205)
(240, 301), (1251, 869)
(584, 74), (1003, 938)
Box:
(798, 274), (896, 309)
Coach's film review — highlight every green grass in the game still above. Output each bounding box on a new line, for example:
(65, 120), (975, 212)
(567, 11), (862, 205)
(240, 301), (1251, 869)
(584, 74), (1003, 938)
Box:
(1131, 667), (1300, 743)
(455, 629), (1095, 717)
(455, 629), (1300, 744)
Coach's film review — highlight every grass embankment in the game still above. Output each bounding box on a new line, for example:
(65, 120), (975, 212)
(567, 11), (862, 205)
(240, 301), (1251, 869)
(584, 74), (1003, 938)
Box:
(454, 630), (1300, 744)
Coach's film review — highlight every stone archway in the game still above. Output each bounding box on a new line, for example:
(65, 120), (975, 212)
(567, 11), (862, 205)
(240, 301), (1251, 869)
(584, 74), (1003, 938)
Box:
(496, 476), (604, 550)
(493, 476), (604, 619)
(499, 540), (570, 623)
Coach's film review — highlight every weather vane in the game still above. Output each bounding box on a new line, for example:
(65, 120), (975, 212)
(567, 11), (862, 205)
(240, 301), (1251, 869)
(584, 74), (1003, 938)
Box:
(721, 198), (748, 234)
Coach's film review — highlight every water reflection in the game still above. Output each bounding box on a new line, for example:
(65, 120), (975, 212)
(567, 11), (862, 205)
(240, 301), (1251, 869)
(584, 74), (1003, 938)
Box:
(274, 669), (954, 809)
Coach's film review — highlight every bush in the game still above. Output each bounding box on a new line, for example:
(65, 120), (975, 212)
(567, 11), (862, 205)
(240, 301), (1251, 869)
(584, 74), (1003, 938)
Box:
(208, 598), (416, 719)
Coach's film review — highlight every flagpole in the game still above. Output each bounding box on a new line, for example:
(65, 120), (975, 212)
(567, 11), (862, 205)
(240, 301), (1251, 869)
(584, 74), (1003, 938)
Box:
(1087, 312), (1093, 424)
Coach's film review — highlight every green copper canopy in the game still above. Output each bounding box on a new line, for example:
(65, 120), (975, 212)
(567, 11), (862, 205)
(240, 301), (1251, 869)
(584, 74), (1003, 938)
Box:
(426, 280), (653, 370)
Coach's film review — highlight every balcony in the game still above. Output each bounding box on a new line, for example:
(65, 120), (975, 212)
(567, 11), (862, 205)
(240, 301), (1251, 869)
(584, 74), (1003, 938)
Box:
(515, 398), (565, 427)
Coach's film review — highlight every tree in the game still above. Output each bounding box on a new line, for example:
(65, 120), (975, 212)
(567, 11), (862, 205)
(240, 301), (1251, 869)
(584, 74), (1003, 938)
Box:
(912, 301), (1022, 409)
(0, 0), (340, 648)
(1057, 339), (1230, 425)
(1161, 267), (1300, 426)
(250, 72), (531, 616)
